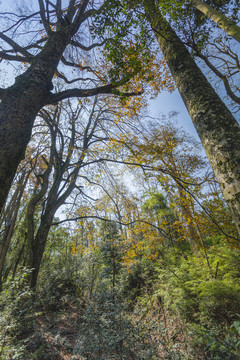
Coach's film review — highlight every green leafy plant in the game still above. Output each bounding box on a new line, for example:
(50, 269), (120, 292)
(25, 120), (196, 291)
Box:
(74, 288), (158, 360)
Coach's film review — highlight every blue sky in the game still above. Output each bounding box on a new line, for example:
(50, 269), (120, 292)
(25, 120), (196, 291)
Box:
(0, 0), (221, 146)
(0, 0), (199, 142)
(149, 90), (199, 138)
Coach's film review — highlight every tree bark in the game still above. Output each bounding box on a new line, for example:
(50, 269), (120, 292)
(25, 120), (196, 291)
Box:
(190, 0), (240, 43)
(27, 215), (53, 289)
(0, 30), (73, 210)
(143, 0), (240, 237)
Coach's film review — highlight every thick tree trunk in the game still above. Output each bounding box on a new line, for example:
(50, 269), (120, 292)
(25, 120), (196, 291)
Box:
(190, 0), (240, 43)
(144, 0), (240, 236)
(0, 90), (41, 210)
(0, 30), (73, 210)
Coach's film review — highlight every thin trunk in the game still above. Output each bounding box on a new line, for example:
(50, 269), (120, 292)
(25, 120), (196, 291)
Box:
(0, 172), (29, 290)
(144, 0), (240, 237)
(190, 0), (240, 43)
(195, 221), (213, 276)
(26, 214), (53, 289)
(11, 236), (27, 281)
(177, 187), (200, 246)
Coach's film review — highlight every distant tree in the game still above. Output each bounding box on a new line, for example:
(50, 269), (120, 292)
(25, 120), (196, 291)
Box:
(6, 95), (137, 289)
(99, 221), (123, 294)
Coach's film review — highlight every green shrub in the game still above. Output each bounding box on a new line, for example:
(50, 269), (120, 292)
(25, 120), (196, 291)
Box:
(198, 279), (240, 325)
(74, 288), (158, 359)
(188, 323), (240, 360)
(0, 267), (34, 360)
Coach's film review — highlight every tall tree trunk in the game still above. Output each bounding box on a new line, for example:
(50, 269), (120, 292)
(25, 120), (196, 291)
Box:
(0, 30), (73, 210)
(190, 0), (240, 43)
(143, 0), (240, 237)
(30, 223), (52, 289)
(26, 213), (54, 289)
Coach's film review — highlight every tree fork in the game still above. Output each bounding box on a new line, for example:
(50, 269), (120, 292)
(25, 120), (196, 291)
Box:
(143, 0), (240, 237)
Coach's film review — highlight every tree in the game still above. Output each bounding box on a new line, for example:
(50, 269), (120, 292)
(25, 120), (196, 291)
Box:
(141, 191), (177, 247)
(0, 169), (30, 290)
(140, 0), (240, 236)
(0, 94), (135, 289)
(159, 2), (240, 112)
(0, 0), (145, 210)
(23, 96), (132, 288)
(189, 0), (240, 43)
(116, 113), (238, 254)
(90, 0), (240, 233)
(99, 221), (123, 294)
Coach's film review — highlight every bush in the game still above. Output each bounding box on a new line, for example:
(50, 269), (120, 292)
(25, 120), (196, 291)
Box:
(121, 259), (157, 303)
(37, 266), (82, 310)
(188, 323), (240, 360)
(198, 280), (240, 325)
(74, 288), (158, 359)
(0, 267), (34, 360)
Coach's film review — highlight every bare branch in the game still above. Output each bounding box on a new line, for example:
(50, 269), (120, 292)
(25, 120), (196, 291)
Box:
(0, 52), (28, 62)
(55, 69), (95, 84)
(52, 215), (168, 239)
(60, 55), (94, 72)
(38, 0), (51, 33)
(1, 38), (47, 55)
(45, 84), (143, 105)
(0, 32), (32, 60)
(2, 11), (40, 34)
(71, 38), (108, 51)
(196, 49), (240, 105)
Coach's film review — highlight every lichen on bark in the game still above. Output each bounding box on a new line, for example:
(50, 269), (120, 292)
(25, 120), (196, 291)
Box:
(143, 0), (240, 237)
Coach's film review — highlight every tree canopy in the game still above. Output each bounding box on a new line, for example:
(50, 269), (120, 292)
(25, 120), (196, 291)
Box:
(0, 2), (240, 358)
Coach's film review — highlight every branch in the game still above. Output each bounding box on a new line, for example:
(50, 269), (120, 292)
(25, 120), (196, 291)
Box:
(38, 0), (51, 33)
(52, 215), (167, 238)
(0, 52), (28, 62)
(66, 0), (77, 23)
(0, 32), (32, 60)
(196, 49), (240, 105)
(1, 38), (46, 55)
(3, 11), (40, 34)
(70, 38), (108, 51)
(55, 69), (95, 84)
(52, 214), (170, 242)
(44, 84), (143, 105)
(175, 179), (239, 242)
(24, 37), (47, 50)
(56, 0), (63, 25)
(72, 0), (91, 27)
(60, 55), (94, 72)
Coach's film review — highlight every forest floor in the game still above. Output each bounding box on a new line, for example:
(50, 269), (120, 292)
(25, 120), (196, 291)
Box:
(19, 302), (84, 360)
(15, 299), (189, 360)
